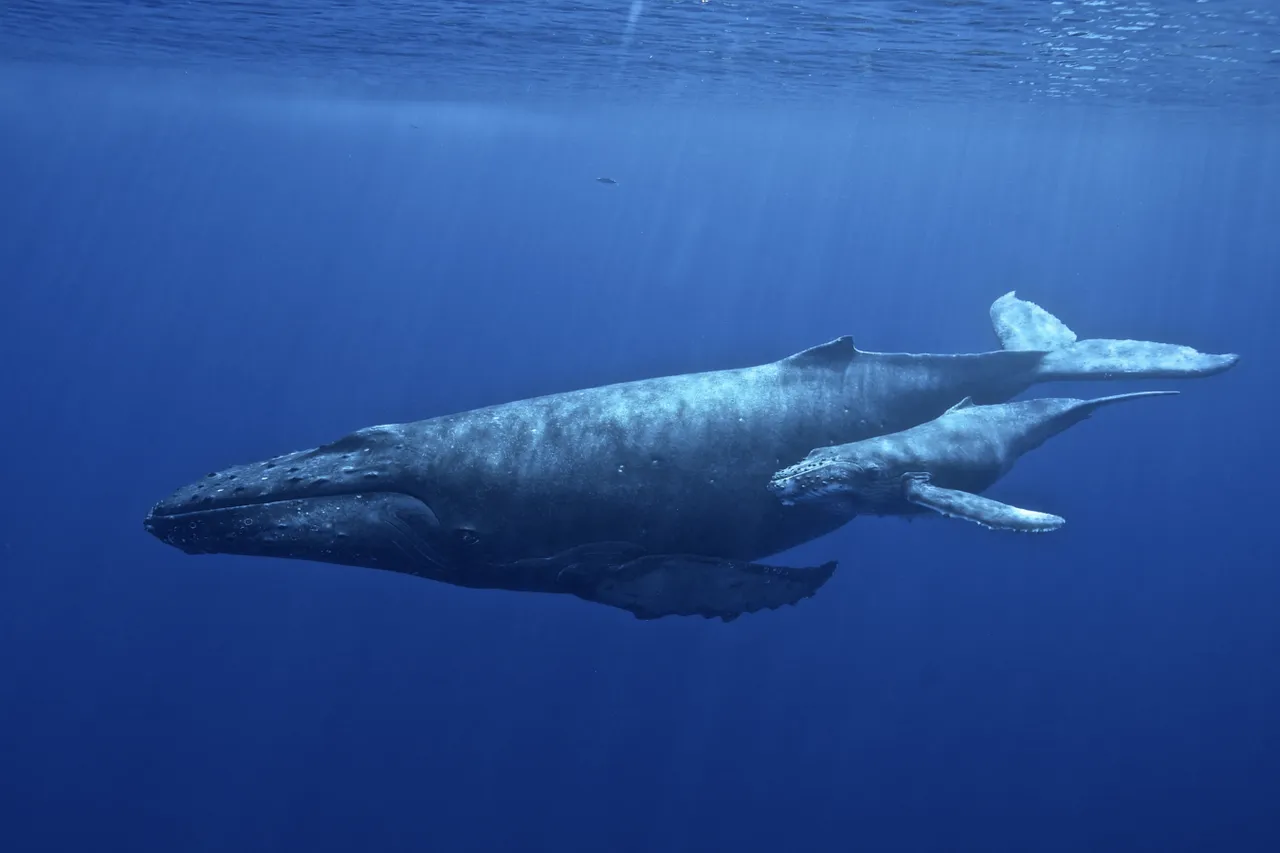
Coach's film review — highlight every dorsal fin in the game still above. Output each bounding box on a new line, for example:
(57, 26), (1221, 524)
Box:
(944, 396), (976, 414)
(780, 336), (857, 367)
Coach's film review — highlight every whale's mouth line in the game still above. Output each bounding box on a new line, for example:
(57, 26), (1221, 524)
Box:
(146, 488), (421, 520)
(142, 489), (453, 577)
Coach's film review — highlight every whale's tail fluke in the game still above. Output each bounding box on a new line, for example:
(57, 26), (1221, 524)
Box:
(990, 291), (1239, 381)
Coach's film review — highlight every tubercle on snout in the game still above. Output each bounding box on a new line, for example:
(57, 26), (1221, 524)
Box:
(767, 461), (843, 500)
(773, 457), (833, 481)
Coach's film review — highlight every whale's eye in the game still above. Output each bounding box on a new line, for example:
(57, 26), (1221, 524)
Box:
(455, 529), (481, 547)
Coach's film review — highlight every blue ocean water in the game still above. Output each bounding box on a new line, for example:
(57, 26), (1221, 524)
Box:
(3, 0), (1280, 105)
(1, 2), (1278, 852)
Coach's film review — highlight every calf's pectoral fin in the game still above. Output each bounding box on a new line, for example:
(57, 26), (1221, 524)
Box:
(579, 554), (838, 622)
(903, 474), (1065, 533)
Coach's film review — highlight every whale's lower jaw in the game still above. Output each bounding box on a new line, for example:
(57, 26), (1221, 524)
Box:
(143, 490), (458, 581)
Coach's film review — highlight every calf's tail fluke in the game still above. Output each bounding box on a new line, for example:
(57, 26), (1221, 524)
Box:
(990, 291), (1239, 381)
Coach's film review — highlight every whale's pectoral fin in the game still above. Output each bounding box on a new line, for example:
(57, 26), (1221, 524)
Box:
(578, 554), (838, 622)
(991, 291), (1239, 379)
(903, 475), (1064, 533)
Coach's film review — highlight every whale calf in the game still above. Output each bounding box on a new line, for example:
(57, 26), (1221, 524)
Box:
(143, 293), (1237, 621)
(769, 391), (1178, 533)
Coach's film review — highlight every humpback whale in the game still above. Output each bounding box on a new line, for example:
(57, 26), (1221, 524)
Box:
(143, 293), (1238, 621)
(769, 391), (1178, 533)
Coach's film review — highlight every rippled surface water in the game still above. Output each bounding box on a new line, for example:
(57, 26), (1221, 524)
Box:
(2, 0), (1278, 107)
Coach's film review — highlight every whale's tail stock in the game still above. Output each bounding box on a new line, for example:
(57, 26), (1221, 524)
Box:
(990, 291), (1239, 381)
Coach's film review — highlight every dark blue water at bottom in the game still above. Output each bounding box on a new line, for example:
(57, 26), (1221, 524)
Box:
(0, 63), (1278, 852)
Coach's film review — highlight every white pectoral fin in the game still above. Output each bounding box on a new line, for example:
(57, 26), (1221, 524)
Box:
(903, 476), (1065, 533)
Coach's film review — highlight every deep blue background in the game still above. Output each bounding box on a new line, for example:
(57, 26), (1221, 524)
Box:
(2, 68), (1278, 852)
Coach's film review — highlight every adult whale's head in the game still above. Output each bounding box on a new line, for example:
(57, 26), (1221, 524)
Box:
(143, 424), (474, 582)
